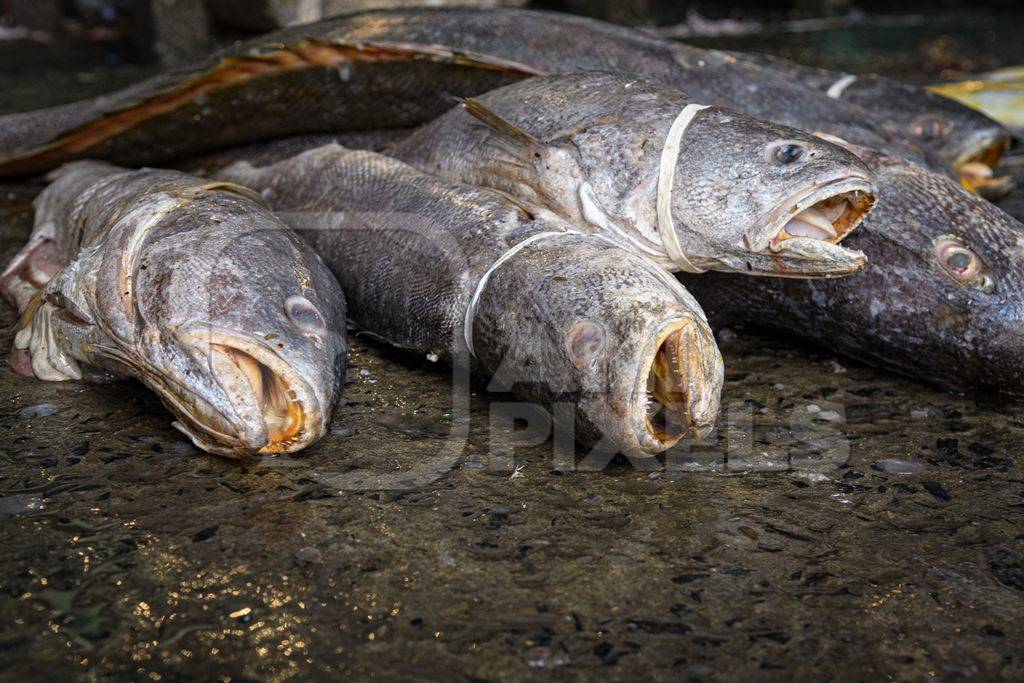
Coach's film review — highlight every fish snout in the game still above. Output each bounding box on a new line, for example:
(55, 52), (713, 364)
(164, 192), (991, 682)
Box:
(172, 329), (325, 457)
(734, 175), (876, 277)
(636, 316), (724, 454)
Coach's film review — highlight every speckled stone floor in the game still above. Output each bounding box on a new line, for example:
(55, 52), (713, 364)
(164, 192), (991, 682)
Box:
(1, 20), (1023, 682)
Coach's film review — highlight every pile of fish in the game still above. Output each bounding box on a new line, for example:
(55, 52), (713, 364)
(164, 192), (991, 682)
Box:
(1, 6), (1020, 458)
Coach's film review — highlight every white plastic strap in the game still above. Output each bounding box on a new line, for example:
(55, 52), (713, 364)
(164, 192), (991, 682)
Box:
(462, 229), (708, 357)
(656, 103), (710, 273)
(463, 230), (575, 357)
(826, 74), (857, 99)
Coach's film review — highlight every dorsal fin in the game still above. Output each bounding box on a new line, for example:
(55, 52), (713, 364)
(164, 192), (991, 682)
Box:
(458, 98), (543, 149)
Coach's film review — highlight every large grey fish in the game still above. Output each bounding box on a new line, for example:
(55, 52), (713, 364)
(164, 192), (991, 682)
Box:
(392, 72), (876, 278)
(680, 146), (1024, 395)
(727, 51), (1014, 195)
(0, 6), (988, 182)
(2, 162), (347, 456)
(217, 144), (724, 456)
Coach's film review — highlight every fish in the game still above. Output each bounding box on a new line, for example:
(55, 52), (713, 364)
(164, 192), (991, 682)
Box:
(0, 6), (962, 180)
(727, 51), (1014, 196)
(216, 144), (725, 456)
(679, 145), (1024, 396)
(391, 72), (876, 278)
(1, 161), (347, 457)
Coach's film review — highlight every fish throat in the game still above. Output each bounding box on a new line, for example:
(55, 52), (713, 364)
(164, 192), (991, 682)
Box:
(213, 344), (304, 452)
(645, 323), (695, 444)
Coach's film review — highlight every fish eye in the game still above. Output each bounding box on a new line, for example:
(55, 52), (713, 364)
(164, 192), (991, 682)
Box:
(911, 115), (946, 141)
(933, 236), (993, 291)
(767, 141), (806, 166)
(285, 295), (326, 338)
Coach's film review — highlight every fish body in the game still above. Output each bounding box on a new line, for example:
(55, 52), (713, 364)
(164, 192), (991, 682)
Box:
(392, 72), (876, 278)
(2, 162), (347, 456)
(217, 144), (724, 456)
(725, 51), (1012, 190)
(680, 147), (1024, 395)
(0, 6), (979, 179)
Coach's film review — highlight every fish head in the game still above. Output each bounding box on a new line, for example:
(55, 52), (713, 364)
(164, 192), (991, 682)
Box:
(126, 207), (348, 458)
(556, 243), (724, 455)
(481, 234), (723, 457)
(853, 76), (1014, 197)
(29, 166), (348, 458)
(669, 108), (877, 277)
(829, 149), (1024, 394)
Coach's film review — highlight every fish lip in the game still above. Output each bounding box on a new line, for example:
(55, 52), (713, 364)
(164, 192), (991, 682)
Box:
(629, 316), (721, 456)
(749, 174), (877, 256)
(176, 325), (324, 457)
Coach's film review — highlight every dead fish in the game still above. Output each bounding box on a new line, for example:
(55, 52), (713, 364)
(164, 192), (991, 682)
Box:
(217, 144), (724, 456)
(680, 146), (1024, 396)
(733, 51), (1014, 196)
(0, 6), (937, 178)
(392, 72), (876, 278)
(0, 37), (536, 177)
(1, 161), (347, 457)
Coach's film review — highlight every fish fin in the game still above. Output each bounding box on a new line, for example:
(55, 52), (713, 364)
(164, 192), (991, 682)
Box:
(202, 181), (271, 209)
(459, 98), (543, 150)
(10, 288), (44, 336)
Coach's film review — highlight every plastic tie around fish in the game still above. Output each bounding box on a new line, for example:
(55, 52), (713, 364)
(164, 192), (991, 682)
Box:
(463, 230), (577, 357)
(462, 230), (704, 358)
(656, 103), (711, 273)
(826, 74), (858, 99)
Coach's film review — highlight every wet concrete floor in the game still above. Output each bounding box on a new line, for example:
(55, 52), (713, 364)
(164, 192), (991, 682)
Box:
(1, 25), (1023, 682)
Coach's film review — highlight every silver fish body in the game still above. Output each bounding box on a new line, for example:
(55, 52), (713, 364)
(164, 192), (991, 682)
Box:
(392, 72), (877, 278)
(217, 144), (725, 456)
(2, 162), (347, 456)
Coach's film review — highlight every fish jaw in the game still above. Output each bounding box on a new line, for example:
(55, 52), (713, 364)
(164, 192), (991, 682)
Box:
(721, 238), (868, 279)
(633, 316), (724, 455)
(953, 131), (1014, 199)
(172, 327), (326, 458)
(727, 175), (876, 277)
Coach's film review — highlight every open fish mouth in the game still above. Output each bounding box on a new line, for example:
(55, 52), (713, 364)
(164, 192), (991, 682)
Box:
(638, 318), (721, 452)
(956, 136), (1013, 198)
(173, 329), (322, 457)
(211, 344), (306, 451)
(764, 177), (876, 250)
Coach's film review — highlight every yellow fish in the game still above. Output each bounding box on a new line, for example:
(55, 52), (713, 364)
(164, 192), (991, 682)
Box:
(931, 68), (1024, 132)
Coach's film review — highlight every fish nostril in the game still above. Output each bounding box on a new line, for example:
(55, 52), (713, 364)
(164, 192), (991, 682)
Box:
(285, 295), (326, 338)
